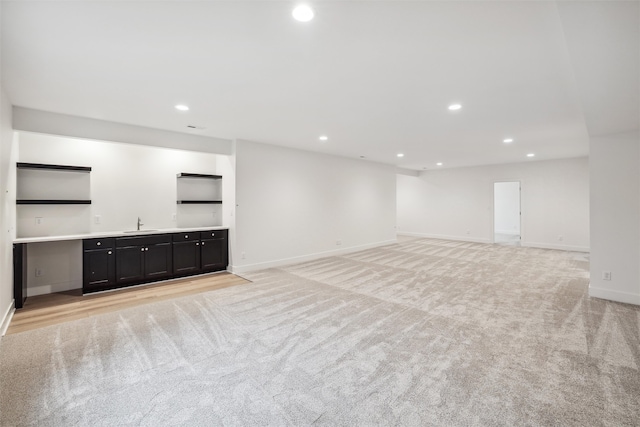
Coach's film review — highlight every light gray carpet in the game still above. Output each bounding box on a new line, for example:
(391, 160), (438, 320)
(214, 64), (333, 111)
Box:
(1, 237), (639, 426)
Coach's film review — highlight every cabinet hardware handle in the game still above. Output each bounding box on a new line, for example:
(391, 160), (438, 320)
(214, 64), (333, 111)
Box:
(97, 242), (101, 246)
(141, 248), (144, 252)
(145, 247), (149, 251)
(202, 242), (205, 246)
(185, 235), (188, 238)
(196, 242), (200, 246)
(212, 233), (215, 236)
(108, 251), (112, 255)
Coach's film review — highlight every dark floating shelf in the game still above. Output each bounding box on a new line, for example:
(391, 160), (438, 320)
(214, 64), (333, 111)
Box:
(177, 173), (222, 179)
(17, 162), (92, 172)
(17, 200), (92, 205)
(176, 200), (223, 205)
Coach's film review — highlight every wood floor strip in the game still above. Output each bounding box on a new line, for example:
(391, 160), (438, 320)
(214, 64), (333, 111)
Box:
(6, 272), (251, 335)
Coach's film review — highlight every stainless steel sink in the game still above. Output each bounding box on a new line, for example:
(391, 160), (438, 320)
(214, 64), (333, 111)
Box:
(123, 229), (158, 234)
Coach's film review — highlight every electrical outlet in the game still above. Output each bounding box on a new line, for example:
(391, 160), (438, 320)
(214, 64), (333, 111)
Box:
(35, 217), (43, 225)
(94, 215), (101, 225)
(35, 268), (43, 277)
(336, 239), (342, 246)
(602, 271), (612, 281)
(241, 251), (246, 259)
(558, 235), (564, 241)
(466, 230), (470, 235)
(172, 213), (177, 222)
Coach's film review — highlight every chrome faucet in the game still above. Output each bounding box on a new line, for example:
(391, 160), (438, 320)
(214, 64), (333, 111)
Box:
(137, 217), (143, 231)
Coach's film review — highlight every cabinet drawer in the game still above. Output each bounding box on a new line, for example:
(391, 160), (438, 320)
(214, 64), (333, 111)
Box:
(83, 238), (115, 250)
(172, 232), (200, 242)
(200, 229), (227, 240)
(116, 234), (171, 247)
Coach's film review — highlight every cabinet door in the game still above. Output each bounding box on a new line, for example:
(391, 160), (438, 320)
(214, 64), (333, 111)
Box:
(145, 242), (173, 280)
(83, 248), (115, 291)
(173, 240), (201, 276)
(116, 245), (145, 284)
(201, 237), (228, 272)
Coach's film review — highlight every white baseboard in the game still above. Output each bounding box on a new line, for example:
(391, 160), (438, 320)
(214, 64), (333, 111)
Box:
(397, 232), (491, 244)
(522, 242), (590, 253)
(28, 279), (82, 297)
(1, 301), (15, 337)
(230, 239), (397, 274)
(398, 232), (590, 252)
(589, 286), (640, 306)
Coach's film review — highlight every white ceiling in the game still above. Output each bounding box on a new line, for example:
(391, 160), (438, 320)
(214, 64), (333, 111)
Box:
(2, 1), (638, 170)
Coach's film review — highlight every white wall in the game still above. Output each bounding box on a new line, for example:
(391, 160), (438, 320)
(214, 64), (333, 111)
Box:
(18, 132), (221, 236)
(0, 89), (17, 334)
(0, 0), (19, 334)
(397, 157), (589, 251)
(494, 181), (521, 235)
(17, 132), (224, 296)
(216, 147), (236, 265)
(234, 140), (397, 273)
(589, 132), (640, 305)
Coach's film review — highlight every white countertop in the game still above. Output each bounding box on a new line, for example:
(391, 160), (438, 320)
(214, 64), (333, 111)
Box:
(14, 226), (228, 244)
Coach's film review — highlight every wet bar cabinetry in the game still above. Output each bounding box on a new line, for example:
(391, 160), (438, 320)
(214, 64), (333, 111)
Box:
(83, 238), (116, 292)
(81, 229), (228, 294)
(200, 230), (229, 272)
(172, 229), (229, 277)
(115, 234), (173, 287)
(14, 162), (227, 304)
(172, 232), (201, 276)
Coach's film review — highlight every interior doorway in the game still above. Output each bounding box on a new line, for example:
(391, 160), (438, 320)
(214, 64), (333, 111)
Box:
(494, 181), (521, 245)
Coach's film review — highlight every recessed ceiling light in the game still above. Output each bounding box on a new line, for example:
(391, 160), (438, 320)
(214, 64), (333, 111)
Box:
(319, 135), (328, 141)
(292, 5), (314, 22)
(175, 104), (189, 111)
(527, 153), (535, 157)
(397, 153), (404, 158)
(503, 138), (514, 143)
(436, 162), (443, 166)
(448, 103), (462, 111)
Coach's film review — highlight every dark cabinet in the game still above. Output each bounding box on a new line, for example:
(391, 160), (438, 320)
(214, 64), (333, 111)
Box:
(172, 230), (228, 276)
(115, 235), (172, 285)
(115, 245), (145, 284)
(82, 229), (226, 294)
(172, 232), (201, 276)
(83, 238), (116, 292)
(144, 241), (173, 280)
(201, 230), (228, 272)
